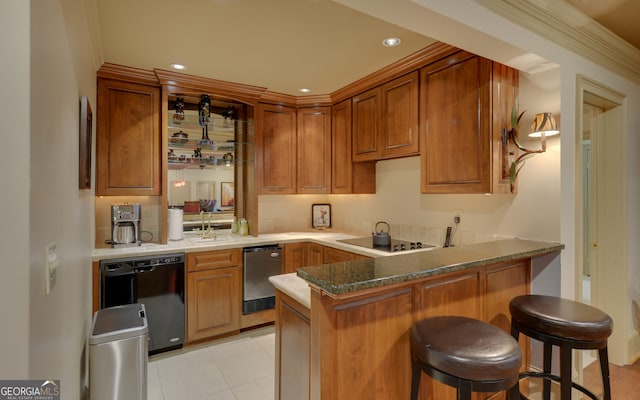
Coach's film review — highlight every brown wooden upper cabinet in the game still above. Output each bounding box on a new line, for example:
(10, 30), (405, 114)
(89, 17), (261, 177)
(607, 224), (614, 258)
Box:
(420, 51), (517, 194)
(331, 99), (376, 194)
(255, 103), (297, 194)
(297, 106), (331, 194)
(352, 71), (419, 162)
(96, 78), (162, 196)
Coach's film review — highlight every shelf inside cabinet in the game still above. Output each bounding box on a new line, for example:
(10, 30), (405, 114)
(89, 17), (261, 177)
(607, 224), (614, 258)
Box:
(168, 138), (241, 152)
(168, 157), (253, 170)
(168, 113), (253, 132)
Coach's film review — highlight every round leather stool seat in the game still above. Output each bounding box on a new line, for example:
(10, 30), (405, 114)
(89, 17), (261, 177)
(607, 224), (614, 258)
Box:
(410, 316), (522, 400)
(510, 295), (612, 342)
(509, 295), (613, 400)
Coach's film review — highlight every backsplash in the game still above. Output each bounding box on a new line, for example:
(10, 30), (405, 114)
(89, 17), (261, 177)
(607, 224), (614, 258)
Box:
(94, 196), (163, 248)
(257, 194), (511, 248)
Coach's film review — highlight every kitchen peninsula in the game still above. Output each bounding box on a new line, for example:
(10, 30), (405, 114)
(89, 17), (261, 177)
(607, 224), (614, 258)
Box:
(270, 238), (563, 400)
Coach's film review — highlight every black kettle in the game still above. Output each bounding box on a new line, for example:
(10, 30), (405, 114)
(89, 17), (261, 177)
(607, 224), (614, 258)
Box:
(372, 221), (391, 246)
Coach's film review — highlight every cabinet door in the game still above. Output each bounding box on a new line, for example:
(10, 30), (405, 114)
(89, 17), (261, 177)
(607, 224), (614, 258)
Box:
(332, 99), (354, 193)
(96, 79), (161, 196)
(297, 107), (331, 194)
(187, 265), (241, 341)
(276, 292), (311, 400)
(484, 260), (530, 370)
(413, 272), (482, 400)
(491, 62), (519, 194)
(321, 288), (414, 399)
(256, 103), (297, 194)
(352, 87), (382, 162)
(323, 246), (356, 263)
(420, 52), (492, 194)
(308, 243), (324, 266)
(283, 242), (309, 274)
(381, 71), (419, 158)
(332, 99), (376, 194)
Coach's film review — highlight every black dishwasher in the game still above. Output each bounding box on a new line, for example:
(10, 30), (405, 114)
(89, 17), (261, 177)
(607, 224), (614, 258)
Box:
(100, 253), (185, 354)
(243, 245), (282, 314)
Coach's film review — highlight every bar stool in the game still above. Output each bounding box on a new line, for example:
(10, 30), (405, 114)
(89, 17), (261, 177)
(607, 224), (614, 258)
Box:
(509, 294), (613, 400)
(410, 316), (522, 400)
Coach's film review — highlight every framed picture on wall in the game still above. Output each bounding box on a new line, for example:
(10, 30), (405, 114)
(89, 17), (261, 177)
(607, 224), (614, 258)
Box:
(221, 182), (235, 207)
(79, 96), (92, 189)
(312, 203), (331, 229)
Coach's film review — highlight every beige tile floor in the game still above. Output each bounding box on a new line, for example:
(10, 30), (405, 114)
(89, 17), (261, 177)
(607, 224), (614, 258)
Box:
(148, 326), (276, 400)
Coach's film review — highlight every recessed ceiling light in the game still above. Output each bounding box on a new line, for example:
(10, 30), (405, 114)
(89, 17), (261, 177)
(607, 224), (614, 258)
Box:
(171, 63), (187, 70)
(298, 88), (312, 93)
(382, 37), (401, 47)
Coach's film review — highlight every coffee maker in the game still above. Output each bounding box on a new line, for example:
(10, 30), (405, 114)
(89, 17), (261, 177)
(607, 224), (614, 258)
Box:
(111, 204), (141, 248)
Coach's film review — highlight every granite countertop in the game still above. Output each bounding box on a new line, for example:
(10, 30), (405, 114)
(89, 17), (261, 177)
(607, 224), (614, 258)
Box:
(297, 238), (564, 297)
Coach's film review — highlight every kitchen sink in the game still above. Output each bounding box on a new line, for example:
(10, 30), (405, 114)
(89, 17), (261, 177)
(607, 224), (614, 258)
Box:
(189, 235), (235, 244)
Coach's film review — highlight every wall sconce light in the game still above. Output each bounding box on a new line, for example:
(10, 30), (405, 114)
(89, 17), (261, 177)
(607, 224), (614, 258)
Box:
(503, 103), (560, 192)
(529, 112), (560, 138)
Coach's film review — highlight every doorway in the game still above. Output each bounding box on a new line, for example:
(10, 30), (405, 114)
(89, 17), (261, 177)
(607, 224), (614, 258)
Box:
(576, 75), (628, 365)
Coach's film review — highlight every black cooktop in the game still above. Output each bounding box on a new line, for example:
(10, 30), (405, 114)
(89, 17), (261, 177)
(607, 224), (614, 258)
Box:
(337, 237), (434, 253)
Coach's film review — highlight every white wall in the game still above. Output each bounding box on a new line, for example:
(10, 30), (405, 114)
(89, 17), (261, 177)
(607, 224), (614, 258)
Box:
(0, 0), (30, 378)
(28, 0), (97, 397)
(259, 144), (560, 244)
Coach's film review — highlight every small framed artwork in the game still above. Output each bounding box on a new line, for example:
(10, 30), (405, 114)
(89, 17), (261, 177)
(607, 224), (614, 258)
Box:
(312, 204), (331, 229)
(221, 182), (235, 207)
(79, 96), (92, 189)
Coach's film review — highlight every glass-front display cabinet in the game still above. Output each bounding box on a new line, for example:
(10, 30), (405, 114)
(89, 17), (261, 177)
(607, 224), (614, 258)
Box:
(166, 93), (253, 232)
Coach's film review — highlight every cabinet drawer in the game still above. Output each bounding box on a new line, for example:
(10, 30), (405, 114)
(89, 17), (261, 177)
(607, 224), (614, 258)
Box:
(187, 248), (242, 272)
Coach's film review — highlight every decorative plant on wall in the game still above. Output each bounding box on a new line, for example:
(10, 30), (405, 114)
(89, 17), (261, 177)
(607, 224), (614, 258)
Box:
(503, 96), (550, 193)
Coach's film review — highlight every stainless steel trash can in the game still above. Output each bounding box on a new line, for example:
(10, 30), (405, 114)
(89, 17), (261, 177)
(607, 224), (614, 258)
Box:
(89, 303), (148, 400)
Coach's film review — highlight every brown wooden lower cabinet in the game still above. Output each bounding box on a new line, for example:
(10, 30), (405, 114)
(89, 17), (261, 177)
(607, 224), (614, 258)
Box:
(284, 242), (371, 274)
(275, 290), (311, 400)
(308, 243), (323, 266)
(186, 249), (242, 343)
(276, 258), (530, 400)
(322, 246), (356, 263)
(283, 242), (309, 274)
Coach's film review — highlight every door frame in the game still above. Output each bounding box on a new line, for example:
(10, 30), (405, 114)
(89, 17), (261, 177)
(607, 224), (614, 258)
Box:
(575, 74), (628, 365)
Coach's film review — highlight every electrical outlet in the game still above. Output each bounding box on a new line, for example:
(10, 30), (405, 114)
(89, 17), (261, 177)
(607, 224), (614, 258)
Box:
(454, 209), (463, 224)
(45, 243), (59, 295)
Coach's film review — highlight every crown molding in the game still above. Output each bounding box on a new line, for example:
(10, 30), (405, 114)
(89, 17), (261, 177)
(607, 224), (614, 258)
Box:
(330, 41), (459, 103)
(97, 63), (159, 86)
(155, 69), (267, 104)
(258, 91), (298, 107)
(295, 95), (333, 107)
(475, 0), (640, 85)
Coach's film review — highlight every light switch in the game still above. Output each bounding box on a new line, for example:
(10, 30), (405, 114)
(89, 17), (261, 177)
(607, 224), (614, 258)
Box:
(45, 243), (59, 295)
